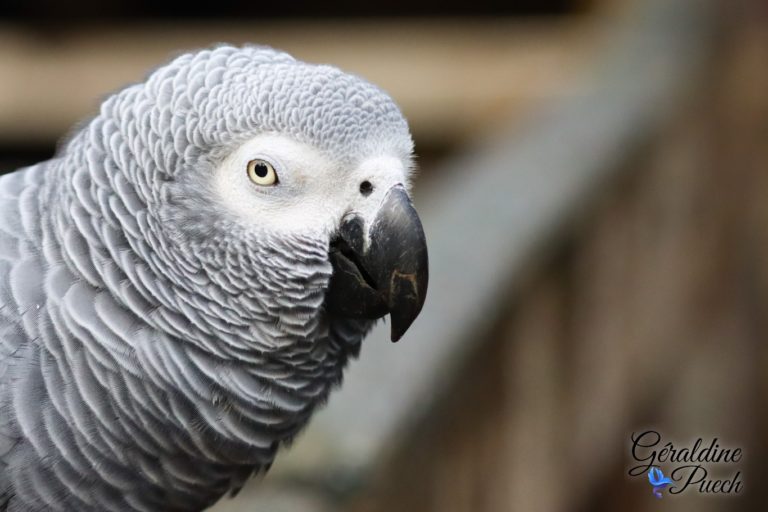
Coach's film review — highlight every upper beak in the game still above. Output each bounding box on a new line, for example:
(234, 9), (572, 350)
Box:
(326, 185), (429, 342)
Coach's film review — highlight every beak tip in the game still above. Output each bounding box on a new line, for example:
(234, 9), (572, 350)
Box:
(389, 326), (405, 343)
(388, 303), (422, 343)
(386, 268), (427, 343)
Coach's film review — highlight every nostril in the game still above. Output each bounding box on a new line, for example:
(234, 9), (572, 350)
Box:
(359, 180), (374, 197)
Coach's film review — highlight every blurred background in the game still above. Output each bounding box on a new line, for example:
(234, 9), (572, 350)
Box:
(1, 0), (766, 510)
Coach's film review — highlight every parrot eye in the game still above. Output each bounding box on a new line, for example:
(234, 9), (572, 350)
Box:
(247, 159), (278, 186)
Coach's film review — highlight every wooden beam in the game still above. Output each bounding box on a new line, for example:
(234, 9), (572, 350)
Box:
(0, 20), (593, 147)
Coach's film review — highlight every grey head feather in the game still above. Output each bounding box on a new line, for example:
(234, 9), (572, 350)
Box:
(0, 45), (412, 511)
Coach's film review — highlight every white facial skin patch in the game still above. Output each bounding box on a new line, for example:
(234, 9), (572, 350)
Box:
(213, 132), (411, 243)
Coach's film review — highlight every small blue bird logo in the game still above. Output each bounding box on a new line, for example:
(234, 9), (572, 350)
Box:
(648, 467), (673, 498)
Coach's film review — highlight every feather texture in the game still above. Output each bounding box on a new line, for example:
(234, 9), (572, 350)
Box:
(0, 45), (410, 511)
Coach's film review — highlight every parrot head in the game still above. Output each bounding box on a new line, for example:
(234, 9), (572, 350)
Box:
(82, 45), (428, 351)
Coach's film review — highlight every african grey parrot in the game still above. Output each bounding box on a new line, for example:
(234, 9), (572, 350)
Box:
(0, 45), (428, 511)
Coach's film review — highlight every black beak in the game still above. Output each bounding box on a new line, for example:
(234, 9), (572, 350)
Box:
(326, 185), (429, 342)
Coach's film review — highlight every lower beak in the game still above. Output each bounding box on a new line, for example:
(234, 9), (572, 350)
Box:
(326, 185), (429, 342)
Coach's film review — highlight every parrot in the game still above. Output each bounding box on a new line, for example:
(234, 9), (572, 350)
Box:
(0, 45), (428, 511)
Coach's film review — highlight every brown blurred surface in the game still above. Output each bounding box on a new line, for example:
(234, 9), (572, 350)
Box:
(0, 20), (594, 151)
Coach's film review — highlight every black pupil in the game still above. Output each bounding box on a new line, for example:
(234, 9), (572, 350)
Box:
(254, 163), (269, 178)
